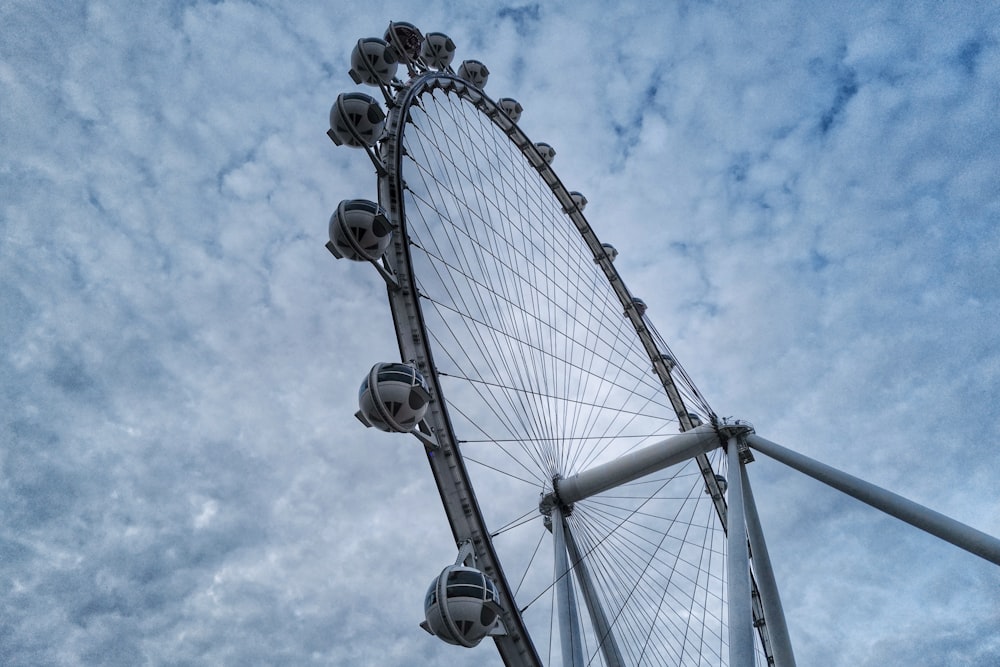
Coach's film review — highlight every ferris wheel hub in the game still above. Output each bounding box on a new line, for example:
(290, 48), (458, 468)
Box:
(717, 419), (755, 440)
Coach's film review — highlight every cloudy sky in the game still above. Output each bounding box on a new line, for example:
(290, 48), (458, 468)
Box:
(2, 1), (999, 665)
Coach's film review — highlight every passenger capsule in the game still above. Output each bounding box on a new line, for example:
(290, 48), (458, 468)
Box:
(714, 474), (728, 495)
(358, 363), (431, 433)
(654, 352), (675, 372)
(327, 199), (392, 261)
(329, 92), (386, 148)
(497, 97), (523, 123)
(601, 243), (618, 263)
(421, 32), (456, 70)
(349, 38), (399, 86)
(534, 142), (556, 165)
(569, 191), (587, 211)
(628, 297), (647, 317)
(686, 412), (703, 428)
(422, 565), (502, 647)
(384, 21), (423, 62)
(457, 59), (489, 88)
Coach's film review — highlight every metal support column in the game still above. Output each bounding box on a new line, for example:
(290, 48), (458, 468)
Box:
(563, 518), (626, 667)
(726, 437), (755, 666)
(552, 507), (586, 667)
(746, 434), (1000, 566)
(740, 464), (796, 666)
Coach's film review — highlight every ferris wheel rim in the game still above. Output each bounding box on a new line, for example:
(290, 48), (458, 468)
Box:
(373, 69), (768, 666)
(378, 70), (546, 667)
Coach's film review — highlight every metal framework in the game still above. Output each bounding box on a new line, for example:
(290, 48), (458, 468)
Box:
(374, 68), (781, 667)
(326, 26), (1000, 667)
(379, 72), (544, 667)
(376, 70), (765, 666)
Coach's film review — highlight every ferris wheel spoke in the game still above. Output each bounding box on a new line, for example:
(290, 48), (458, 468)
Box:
(576, 518), (717, 667)
(407, 204), (561, 471)
(408, 268), (680, 482)
(415, 285), (550, 470)
(424, 306), (545, 472)
(410, 221), (565, 472)
(574, 519), (679, 666)
(404, 196), (658, 405)
(561, 461), (731, 666)
(638, 488), (717, 665)
(406, 155), (656, 404)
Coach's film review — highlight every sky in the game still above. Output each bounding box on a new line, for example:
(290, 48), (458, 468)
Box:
(2, 1), (999, 665)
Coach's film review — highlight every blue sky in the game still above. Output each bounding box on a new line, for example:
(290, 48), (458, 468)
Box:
(2, 1), (999, 665)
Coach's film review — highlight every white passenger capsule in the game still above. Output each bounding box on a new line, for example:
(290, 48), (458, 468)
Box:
(457, 59), (489, 88)
(358, 363), (431, 433)
(569, 191), (587, 211)
(421, 565), (502, 647)
(497, 97), (523, 123)
(628, 297), (647, 317)
(328, 92), (386, 148)
(384, 21), (423, 63)
(654, 352), (675, 372)
(534, 142), (555, 164)
(714, 474), (728, 494)
(421, 32), (456, 70)
(349, 38), (399, 86)
(327, 199), (392, 261)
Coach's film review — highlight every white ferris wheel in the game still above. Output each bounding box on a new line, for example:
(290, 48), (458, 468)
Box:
(324, 21), (1000, 667)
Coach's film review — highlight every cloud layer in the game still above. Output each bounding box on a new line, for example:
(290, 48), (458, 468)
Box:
(2, 1), (998, 665)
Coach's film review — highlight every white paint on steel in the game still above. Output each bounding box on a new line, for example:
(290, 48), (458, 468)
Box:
(553, 507), (586, 667)
(552, 424), (722, 506)
(726, 439), (755, 666)
(746, 434), (1000, 566)
(741, 464), (797, 667)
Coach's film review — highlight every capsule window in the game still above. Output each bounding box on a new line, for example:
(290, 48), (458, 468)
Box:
(448, 570), (484, 586)
(378, 370), (416, 384)
(446, 585), (483, 599)
(344, 200), (377, 213)
(446, 570), (488, 599)
(425, 584), (437, 608)
(485, 579), (499, 604)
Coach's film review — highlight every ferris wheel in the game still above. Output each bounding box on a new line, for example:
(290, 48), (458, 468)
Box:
(324, 22), (1000, 667)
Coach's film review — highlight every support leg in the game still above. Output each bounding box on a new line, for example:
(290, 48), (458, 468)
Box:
(563, 520), (626, 667)
(726, 437), (755, 666)
(746, 434), (1000, 566)
(741, 464), (796, 666)
(552, 507), (586, 667)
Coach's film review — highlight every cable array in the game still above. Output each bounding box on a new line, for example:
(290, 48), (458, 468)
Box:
(397, 86), (764, 665)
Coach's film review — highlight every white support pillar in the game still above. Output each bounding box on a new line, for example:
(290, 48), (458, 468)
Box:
(746, 434), (1000, 567)
(552, 507), (586, 667)
(551, 424), (721, 506)
(740, 464), (796, 667)
(726, 437), (755, 667)
(563, 518), (626, 667)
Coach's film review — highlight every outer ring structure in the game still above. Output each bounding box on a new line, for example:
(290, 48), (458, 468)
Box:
(375, 71), (775, 666)
(378, 71), (543, 667)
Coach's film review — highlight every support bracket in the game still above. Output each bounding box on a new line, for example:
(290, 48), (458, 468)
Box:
(718, 419), (756, 464)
